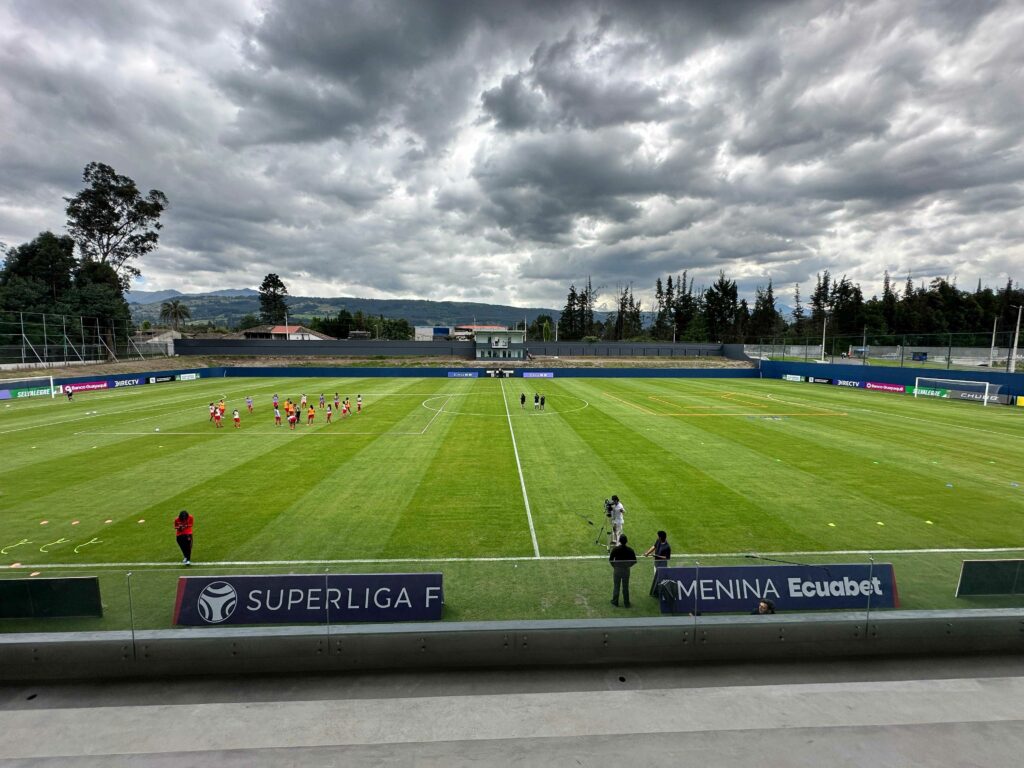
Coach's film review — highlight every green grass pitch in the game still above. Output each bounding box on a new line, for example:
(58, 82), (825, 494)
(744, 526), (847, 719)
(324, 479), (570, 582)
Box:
(1, 374), (1023, 629)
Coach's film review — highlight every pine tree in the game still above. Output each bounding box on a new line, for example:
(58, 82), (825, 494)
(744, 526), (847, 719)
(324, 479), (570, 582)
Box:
(791, 283), (806, 337)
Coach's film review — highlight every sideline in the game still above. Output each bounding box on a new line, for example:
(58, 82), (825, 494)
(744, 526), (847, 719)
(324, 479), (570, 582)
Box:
(500, 380), (541, 558)
(14, 546), (1024, 570)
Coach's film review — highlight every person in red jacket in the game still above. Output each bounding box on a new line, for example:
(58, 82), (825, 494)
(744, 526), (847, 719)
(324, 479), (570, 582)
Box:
(174, 510), (194, 565)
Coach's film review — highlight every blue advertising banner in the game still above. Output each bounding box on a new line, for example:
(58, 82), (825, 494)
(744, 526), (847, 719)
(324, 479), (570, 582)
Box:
(656, 563), (898, 614)
(447, 371), (478, 378)
(832, 378), (863, 388)
(173, 573), (444, 625)
(523, 371), (554, 378)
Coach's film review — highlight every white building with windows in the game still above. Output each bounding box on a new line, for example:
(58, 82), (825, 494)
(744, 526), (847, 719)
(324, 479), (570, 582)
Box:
(472, 328), (526, 360)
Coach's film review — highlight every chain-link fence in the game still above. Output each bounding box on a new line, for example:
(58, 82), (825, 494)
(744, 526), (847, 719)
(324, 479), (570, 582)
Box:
(748, 331), (1022, 373)
(0, 310), (171, 369)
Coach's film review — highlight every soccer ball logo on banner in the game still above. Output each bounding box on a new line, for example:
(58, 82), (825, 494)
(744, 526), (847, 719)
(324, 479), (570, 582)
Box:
(197, 581), (238, 623)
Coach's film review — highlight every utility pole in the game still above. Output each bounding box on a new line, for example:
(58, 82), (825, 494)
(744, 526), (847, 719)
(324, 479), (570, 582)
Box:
(1009, 305), (1022, 374)
(990, 316), (998, 367)
(820, 314), (828, 362)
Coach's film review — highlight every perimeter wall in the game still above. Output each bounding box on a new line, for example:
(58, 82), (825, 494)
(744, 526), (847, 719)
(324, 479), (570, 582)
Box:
(760, 360), (1024, 397)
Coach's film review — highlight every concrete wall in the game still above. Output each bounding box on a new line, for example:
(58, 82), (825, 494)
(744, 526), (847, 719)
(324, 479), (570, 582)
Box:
(175, 339), (473, 357)
(2, 610), (1022, 680)
(525, 342), (724, 357)
(174, 339), (735, 360)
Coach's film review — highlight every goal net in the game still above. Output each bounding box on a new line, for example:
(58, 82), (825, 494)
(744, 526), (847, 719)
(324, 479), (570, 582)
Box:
(913, 377), (1007, 406)
(0, 375), (55, 401)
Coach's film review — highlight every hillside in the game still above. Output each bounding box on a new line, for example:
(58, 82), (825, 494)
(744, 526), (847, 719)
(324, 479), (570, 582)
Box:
(130, 292), (562, 328)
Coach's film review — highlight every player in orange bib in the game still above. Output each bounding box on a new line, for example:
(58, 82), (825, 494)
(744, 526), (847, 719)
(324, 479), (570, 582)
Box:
(307, 406), (315, 425)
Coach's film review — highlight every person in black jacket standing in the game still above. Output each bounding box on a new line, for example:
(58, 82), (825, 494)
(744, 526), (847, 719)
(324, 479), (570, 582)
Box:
(643, 530), (671, 596)
(609, 534), (637, 607)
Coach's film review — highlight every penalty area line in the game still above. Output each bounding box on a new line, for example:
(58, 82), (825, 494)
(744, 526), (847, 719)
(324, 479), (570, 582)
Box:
(15, 546), (1024, 570)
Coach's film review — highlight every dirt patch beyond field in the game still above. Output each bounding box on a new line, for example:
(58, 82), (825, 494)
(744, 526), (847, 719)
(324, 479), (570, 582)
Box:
(0, 354), (754, 380)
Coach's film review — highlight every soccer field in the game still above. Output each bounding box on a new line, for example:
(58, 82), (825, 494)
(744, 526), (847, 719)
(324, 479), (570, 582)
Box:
(2, 374), (1023, 626)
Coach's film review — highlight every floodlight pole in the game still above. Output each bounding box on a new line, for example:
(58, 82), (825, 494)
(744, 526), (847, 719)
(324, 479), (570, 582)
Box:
(820, 315), (828, 362)
(1009, 305), (1022, 374)
(989, 317), (998, 368)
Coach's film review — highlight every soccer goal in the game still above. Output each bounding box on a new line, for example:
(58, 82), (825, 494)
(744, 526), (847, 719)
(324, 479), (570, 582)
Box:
(913, 377), (1005, 406)
(0, 375), (56, 400)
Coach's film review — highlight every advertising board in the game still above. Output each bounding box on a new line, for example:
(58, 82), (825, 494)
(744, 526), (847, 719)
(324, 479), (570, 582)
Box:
(61, 381), (109, 393)
(865, 382), (906, 393)
(173, 573), (444, 625)
(113, 376), (146, 388)
(656, 563), (898, 614)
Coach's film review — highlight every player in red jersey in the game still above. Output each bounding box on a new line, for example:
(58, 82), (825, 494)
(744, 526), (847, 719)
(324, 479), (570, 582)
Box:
(174, 510), (194, 565)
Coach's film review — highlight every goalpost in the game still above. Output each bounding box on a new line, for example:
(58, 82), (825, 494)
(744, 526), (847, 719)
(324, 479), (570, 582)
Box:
(0, 375), (56, 400)
(913, 377), (1004, 406)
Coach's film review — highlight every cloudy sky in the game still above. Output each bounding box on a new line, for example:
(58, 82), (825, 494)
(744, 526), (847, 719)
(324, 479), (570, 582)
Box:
(1, 0), (1022, 310)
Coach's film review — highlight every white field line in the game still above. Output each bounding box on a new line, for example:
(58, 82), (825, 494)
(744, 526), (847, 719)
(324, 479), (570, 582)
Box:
(419, 394), (452, 434)
(762, 383), (1024, 441)
(500, 380), (540, 558)
(69, 386), (447, 436)
(13, 546), (1024, 570)
(1, 378), (294, 436)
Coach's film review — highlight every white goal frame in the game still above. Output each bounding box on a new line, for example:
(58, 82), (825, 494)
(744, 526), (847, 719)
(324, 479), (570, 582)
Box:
(0, 375), (56, 399)
(914, 377), (997, 406)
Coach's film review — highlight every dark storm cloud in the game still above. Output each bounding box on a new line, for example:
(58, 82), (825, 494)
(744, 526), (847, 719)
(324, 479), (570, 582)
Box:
(1, 0), (1022, 307)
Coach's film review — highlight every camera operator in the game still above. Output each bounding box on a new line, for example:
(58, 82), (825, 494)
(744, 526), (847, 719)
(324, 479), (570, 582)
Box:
(605, 495), (625, 546)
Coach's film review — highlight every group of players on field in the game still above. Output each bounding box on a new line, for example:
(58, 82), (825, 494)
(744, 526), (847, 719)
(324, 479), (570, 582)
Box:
(208, 392), (363, 429)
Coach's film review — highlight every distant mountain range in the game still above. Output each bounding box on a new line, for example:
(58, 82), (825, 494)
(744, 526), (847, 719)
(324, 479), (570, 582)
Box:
(128, 289), (795, 328)
(126, 288), (259, 304)
(128, 290), (562, 328)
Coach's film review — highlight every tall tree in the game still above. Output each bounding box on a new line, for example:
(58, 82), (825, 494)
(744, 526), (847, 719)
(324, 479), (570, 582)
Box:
(64, 162), (168, 290)
(809, 270), (832, 332)
(704, 271), (738, 342)
(749, 280), (782, 340)
(558, 284), (580, 340)
(258, 273), (289, 324)
(791, 283), (806, 337)
(880, 270), (897, 332)
(673, 271), (696, 340)
(159, 299), (191, 330)
(0, 232), (77, 311)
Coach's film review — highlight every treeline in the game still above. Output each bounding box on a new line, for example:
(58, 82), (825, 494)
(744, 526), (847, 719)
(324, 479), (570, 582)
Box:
(253, 273), (414, 340)
(0, 163), (167, 344)
(551, 271), (1024, 343)
(306, 309), (413, 340)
